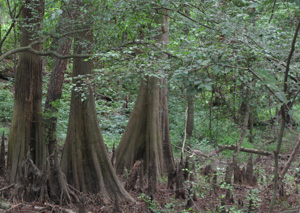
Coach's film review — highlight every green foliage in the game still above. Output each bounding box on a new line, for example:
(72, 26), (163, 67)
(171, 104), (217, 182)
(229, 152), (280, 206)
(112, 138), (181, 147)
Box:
(246, 189), (262, 211)
(1, 0), (300, 210)
(52, 98), (70, 144)
(139, 193), (185, 212)
(0, 83), (14, 122)
(0, 125), (9, 140)
(98, 104), (129, 149)
(54, 78), (72, 144)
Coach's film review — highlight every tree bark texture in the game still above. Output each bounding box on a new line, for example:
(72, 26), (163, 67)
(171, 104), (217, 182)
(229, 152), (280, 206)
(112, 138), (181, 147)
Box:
(60, 1), (134, 203)
(7, 0), (46, 182)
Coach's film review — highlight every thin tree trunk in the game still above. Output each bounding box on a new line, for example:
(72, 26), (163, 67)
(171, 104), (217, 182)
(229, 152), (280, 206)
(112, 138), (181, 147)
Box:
(160, 79), (175, 176)
(269, 18), (300, 213)
(157, 9), (175, 176)
(44, 2), (76, 203)
(44, 1), (73, 156)
(280, 136), (300, 181)
(225, 93), (250, 186)
(186, 94), (194, 139)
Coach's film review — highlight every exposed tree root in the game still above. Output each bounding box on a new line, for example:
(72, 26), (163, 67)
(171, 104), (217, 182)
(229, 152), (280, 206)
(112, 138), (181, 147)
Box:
(125, 160), (142, 191)
(10, 152), (78, 205)
(48, 150), (79, 204)
(0, 184), (14, 192)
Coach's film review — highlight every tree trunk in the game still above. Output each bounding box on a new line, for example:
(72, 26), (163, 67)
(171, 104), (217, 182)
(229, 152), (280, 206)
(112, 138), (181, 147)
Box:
(116, 9), (175, 177)
(7, 0), (46, 182)
(44, 0), (73, 157)
(116, 77), (165, 175)
(269, 18), (300, 213)
(186, 94), (194, 139)
(60, 1), (134, 203)
(160, 79), (175, 175)
(44, 2), (75, 203)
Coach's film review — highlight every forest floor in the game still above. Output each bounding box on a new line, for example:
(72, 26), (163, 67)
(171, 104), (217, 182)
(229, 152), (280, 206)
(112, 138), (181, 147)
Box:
(0, 145), (299, 213)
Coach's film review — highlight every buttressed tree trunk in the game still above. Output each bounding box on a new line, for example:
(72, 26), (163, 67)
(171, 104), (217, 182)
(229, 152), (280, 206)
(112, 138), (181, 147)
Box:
(7, 0), (46, 182)
(61, 0), (135, 203)
(116, 9), (175, 176)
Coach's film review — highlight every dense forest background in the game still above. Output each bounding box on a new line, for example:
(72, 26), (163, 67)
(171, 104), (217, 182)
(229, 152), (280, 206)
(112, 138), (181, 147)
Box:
(1, 0), (300, 212)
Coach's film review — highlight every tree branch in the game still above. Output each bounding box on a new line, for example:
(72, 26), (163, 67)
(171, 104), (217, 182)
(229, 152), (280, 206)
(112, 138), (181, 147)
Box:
(269, 0), (277, 23)
(0, 38), (178, 61)
(0, 40), (91, 61)
(0, 5), (23, 49)
(283, 18), (300, 94)
(215, 145), (278, 157)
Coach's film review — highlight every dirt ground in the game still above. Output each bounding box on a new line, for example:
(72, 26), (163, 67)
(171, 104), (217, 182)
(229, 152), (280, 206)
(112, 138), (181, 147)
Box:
(0, 150), (299, 213)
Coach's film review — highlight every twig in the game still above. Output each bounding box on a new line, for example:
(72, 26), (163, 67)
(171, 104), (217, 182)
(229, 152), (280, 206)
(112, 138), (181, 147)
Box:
(6, 203), (22, 211)
(0, 5), (23, 48)
(43, 202), (76, 213)
(0, 184), (14, 192)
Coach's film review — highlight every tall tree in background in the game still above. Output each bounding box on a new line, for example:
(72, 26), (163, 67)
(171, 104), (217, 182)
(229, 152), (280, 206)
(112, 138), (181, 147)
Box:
(7, 0), (46, 182)
(60, 0), (135, 203)
(116, 9), (175, 178)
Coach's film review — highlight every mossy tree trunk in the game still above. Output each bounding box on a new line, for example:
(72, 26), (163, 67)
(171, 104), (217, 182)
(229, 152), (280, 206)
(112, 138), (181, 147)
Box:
(7, 0), (46, 182)
(60, 0), (135, 203)
(116, 9), (175, 177)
